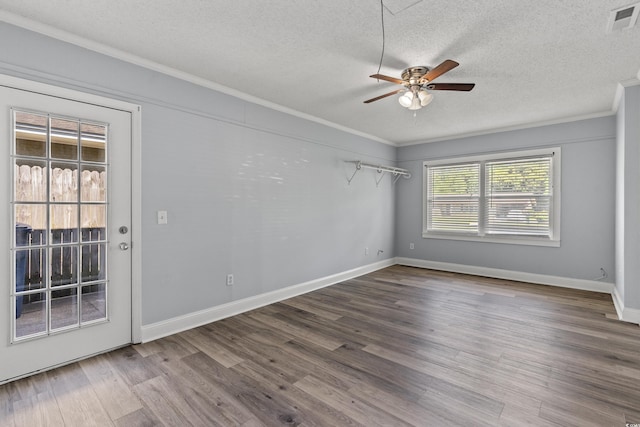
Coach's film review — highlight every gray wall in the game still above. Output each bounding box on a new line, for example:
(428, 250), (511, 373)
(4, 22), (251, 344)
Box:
(0, 21), (630, 325)
(616, 84), (640, 311)
(395, 117), (617, 283)
(142, 103), (397, 323)
(0, 23), (396, 325)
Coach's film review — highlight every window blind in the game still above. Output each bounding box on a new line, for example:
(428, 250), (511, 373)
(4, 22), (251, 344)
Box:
(426, 163), (480, 233)
(485, 156), (552, 236)
(424, 149), (558, 244)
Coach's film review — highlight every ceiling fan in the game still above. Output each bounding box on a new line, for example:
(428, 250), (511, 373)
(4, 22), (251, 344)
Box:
(364, 59), (475, 110)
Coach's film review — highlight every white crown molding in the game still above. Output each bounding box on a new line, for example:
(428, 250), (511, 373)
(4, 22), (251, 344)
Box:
(140, 259), (395, 342)
(398, 110), (616, 147)
(613, 78), (640, 113)
(613, 85), (624, 113)
(0, 11), (394, 147)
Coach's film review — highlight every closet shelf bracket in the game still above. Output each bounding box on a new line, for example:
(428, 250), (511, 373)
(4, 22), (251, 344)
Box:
(346, 161), (411, 186)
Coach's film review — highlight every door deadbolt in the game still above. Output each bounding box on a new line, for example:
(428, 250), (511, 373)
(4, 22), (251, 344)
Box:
(119, 226), (128, 234)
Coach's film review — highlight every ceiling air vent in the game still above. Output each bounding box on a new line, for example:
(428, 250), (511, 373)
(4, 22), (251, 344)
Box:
(607, 3), (640, 33)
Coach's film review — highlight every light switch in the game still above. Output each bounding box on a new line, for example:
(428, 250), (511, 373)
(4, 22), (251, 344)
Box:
(157, 210), (168, 224)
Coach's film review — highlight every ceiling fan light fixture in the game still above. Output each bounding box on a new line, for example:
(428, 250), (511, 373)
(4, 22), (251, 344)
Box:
(398, 91), (413, 108)
(408, 95), (422, 110)
(418, 89), (433, 107)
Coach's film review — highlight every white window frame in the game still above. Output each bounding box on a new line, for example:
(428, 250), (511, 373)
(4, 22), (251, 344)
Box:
(423, 147), (561, 247)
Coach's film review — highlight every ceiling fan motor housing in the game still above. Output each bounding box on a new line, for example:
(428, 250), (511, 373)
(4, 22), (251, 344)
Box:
(401, 66), (430, 85)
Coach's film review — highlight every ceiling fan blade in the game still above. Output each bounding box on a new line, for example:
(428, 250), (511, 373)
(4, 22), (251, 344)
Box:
(426, 83), (475, 91)
(364, 89), (403, 103)
(422, 59), (459, 82)
(370, 74), (405, 85)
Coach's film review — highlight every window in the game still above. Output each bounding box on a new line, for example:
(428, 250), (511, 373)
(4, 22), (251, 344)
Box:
(424, 148), (560, 246)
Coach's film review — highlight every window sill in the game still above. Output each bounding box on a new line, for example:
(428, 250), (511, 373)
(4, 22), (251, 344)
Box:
(422, 232), (561, 247)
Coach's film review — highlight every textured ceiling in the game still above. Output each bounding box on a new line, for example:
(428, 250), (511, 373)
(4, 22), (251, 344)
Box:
(1, 0), (639, 145)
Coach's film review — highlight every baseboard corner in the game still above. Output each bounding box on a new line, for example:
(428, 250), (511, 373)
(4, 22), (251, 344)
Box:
(394, 257), (614, 294)
(140, 258), (395, 342)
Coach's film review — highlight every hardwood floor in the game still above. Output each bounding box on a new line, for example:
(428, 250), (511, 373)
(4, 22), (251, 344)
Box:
(2, 266), (640, 426)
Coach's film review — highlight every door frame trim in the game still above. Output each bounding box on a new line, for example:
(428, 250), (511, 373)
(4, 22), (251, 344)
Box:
(0, 74), (143, 343)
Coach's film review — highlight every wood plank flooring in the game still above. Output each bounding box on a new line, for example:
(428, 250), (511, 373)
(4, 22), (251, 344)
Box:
(1, 265), (640, 426)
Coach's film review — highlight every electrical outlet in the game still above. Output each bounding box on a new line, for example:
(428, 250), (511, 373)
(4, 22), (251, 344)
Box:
(365, 247), (369, 255)
(157, 210), (168, 224)
(409, 243), (415, 250)
(226, 274), (234, 286)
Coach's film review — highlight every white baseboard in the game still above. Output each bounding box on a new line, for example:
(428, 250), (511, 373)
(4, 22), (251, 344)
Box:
(612, 287), (625, 319)
(612, 287), (640, 324)
(623, 307), (640, 324)
(398, 257), (640, 325)
(140, 259), (395, 342)
(141, 257), (636, 343)
(395, 257), (615, 294)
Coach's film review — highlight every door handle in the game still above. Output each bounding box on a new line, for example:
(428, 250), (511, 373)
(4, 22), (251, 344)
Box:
(119, 242), (129, 251)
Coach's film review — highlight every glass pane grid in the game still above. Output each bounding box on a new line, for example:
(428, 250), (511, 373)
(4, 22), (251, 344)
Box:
(81, 283), (107, 324)
(427, 163), (481, 233)
(11, 109), (109, 342)
(51, 288), (79, 331)
(426, 153), (554, 240)
(15, 291), (47, 339)
(485, 157), (551, 237)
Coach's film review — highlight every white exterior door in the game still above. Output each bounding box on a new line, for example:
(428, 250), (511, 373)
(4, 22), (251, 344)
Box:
(0, 79), (134, 383)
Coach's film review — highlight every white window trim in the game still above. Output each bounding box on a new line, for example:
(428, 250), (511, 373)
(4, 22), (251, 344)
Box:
(422, 147), (561, 247)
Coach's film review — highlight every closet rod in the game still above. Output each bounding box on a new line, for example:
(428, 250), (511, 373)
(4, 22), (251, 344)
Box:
(346, 161), (411, 185)
(347, 161), (410, 176)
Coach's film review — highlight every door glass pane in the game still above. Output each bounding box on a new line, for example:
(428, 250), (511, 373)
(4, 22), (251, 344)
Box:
(15, 248), (33, 291)
(81, 166), (106, 203)
(81, 123), (106, 162)
(50, 206), (79, 241)
(81, 284), (106, 323)
(50, 164), (78, 202)
(15, 205), (46, 244)
(50, 117), (79, 160)
(14, 112), (47, 158)
(14, 220), (33, 248)
(81, 243), (106, 282)
(81, 205), (106, 230)
(15, 161), (47, 202)
(15, 248), (46, 292)
(81, 225), (106, 243)
(15, 292), (47, 338)
(50, 245), (78, 287)
(23, 247), (47, 291)
(51, 288), (78, 330)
